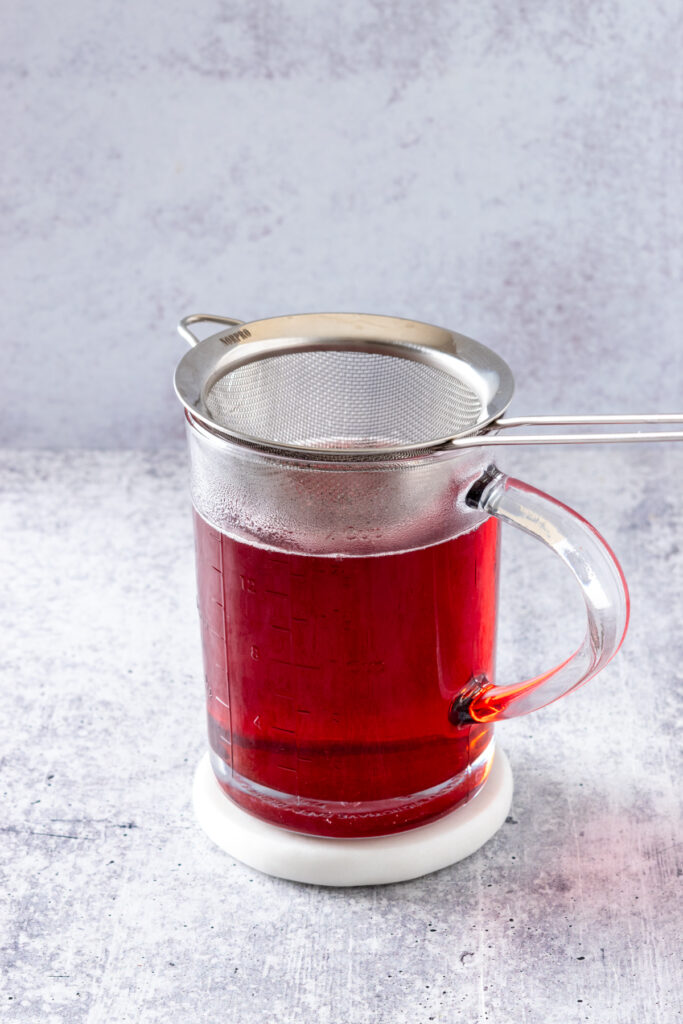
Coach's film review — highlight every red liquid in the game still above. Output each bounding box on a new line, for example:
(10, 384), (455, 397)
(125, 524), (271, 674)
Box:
(194, 512), (499, 837)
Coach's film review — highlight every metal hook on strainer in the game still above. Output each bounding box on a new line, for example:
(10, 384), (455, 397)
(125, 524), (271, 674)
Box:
(175, 313), (683, 456)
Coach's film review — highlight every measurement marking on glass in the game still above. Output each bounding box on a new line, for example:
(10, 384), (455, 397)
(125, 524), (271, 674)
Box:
(273, 726), (296, 735)
(265, 589), (288, 597)
(218, 532), (234, 776)
(270, 657), (320, 670)
(270, 624), (291, 632)
(214, 695), (230, 710)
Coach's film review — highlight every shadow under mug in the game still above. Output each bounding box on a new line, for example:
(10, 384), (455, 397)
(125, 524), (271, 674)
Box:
(188, 416), (629, 838)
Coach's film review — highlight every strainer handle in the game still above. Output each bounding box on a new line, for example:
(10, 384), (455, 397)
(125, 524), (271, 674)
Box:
(177, 314), (244, 347)
(450, 468), (630, 725)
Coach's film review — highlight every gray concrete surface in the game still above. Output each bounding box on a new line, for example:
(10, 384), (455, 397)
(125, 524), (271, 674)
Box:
(1, 446), (681, 1023)
(3, 0), (682, 446)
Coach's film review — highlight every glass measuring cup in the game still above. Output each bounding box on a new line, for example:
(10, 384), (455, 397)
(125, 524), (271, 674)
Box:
(186, 414), (628, 838)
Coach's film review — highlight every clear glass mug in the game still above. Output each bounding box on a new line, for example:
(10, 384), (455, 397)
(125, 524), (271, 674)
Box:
(187, 415), (629, 838)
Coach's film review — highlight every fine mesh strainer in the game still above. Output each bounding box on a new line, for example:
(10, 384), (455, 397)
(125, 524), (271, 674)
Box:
(175, 313), (683, 456)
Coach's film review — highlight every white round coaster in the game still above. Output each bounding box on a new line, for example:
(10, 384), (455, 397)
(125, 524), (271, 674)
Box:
(193, 749), (513, 886)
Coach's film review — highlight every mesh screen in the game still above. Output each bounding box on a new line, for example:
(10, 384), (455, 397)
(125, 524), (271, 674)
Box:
(204, 349), (483, 451)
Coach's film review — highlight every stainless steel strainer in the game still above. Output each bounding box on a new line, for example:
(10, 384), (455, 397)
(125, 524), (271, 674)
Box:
(175, 313), (683, 456)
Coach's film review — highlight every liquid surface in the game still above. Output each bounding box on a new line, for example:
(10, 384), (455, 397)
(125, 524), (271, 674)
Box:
(194, 513), (499, 837)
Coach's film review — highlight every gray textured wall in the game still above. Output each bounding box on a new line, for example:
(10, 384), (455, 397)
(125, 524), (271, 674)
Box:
(3, 0), (681, 448)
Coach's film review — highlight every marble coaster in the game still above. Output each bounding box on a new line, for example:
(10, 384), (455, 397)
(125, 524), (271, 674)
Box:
(193, 749), (512, 887)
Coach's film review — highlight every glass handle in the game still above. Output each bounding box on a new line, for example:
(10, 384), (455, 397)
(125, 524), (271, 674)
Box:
(450, 468), (630, 725)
